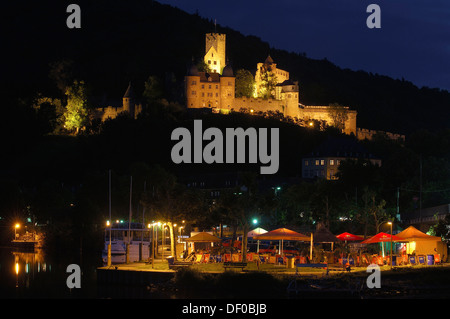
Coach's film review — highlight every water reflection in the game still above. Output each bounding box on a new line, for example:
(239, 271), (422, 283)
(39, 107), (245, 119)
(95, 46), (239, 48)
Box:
(12, 249), (47, 290)
(0, 247), (99, 298)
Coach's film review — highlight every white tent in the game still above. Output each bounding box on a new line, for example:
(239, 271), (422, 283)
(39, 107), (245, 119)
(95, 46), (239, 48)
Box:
(247, 227), (268, 238)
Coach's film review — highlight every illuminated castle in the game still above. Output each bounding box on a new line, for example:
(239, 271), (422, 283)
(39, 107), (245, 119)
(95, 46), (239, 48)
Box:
(185, 32), (357, 135)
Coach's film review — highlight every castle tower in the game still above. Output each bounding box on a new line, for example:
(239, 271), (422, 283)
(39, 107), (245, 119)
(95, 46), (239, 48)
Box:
(185, 63), (201, 108)
(204, 33), (226, 74)
(219, 64), (235, 112)
(279, 80), (299, 118)
(123, 82), (136, 118)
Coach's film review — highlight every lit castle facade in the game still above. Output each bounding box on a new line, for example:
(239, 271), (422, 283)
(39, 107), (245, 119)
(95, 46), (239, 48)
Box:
(185, 32), (357, 135)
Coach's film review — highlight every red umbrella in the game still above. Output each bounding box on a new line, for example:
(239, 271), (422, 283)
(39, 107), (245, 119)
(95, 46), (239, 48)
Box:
(336, 232), (364, 241)
(360, 232), (402, 244)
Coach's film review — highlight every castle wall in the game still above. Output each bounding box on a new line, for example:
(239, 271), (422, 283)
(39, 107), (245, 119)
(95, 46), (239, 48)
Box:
(300, 106), (357, 135)
(356, 128), (405, 141)
(233, 97), (284, 114)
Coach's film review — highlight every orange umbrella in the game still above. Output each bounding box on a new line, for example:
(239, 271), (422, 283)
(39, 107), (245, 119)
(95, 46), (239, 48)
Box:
(253, 228), (310, 256)
(360, 232), (402, 244)
(253, 228), (310, 241)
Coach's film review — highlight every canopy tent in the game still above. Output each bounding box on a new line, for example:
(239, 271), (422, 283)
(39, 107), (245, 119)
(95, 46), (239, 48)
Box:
(185, 232), (221, 254)
(247, 227), (268, 238)
(313, 225), (340, 251)
(313, 226), (340, 243)
(395, 226), (441, 241)
(360, 232), (402, 244)
(253, 228), (310, 256)
(395, 226), (447, 260)
(185, 232), (221, 242)
(253, 228), (310, 241)
(337, 232), (364, 241)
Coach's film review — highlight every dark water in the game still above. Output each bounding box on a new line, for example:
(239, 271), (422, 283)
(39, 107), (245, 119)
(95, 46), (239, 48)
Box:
(0, 246), (100, 298)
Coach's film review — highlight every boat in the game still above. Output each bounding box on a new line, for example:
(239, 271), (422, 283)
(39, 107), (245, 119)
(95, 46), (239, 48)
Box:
(102, 222), (152, 264)
(12, 232), (44, 251)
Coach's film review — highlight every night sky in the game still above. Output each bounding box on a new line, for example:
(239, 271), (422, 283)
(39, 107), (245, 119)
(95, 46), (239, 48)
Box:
(158, 0), (450, 92)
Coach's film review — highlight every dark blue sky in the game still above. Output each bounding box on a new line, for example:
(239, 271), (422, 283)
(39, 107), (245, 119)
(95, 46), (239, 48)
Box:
(159, 0), (450, 91)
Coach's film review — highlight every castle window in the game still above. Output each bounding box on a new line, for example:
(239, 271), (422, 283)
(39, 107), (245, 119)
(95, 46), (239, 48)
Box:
(209, 85), (211, 89)
(208, 60), (211, 64)
(315, 160), (319, 166)
(320, 160), (325, 166)
(216, 85), (218, 89)
(216, 93), (218, 97)
(191, 80), (196, 85)
(202, 93), (204, 97)
(212, 53), (214, 57)
(191, 91), (196, 95)
(330, 159), (334, 165)
(202, 84), (204, 89)
(228, 82), (232, 86)
(214, 61), (217, 65)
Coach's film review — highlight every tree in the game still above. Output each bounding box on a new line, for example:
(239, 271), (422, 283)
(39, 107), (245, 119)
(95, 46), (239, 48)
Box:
(327, 103), (349, 132)
(235, 69), (255, 98)
(32, 95), (65, 134)
(258, 65), (277, 99)
(143, 75), (164, 103)
(63, 80), (90, 134)
(141, 165), (202, 260)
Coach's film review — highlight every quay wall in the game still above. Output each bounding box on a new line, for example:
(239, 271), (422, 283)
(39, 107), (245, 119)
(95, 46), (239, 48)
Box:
(97, 268), (175, 286)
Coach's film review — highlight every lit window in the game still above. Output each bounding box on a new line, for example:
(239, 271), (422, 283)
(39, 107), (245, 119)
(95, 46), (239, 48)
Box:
(315, 160), (319, 166)
(330, 160), (334, 165)
(320, 160), (325, 166)
(305, 160), (309, 166)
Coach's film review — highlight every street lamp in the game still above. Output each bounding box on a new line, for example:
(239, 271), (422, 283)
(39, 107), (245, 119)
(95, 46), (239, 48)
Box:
(388, 221), (393, 269)
(14, 223), (20, 240)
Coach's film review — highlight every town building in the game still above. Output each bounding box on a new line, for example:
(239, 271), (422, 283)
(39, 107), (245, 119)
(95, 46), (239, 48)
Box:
(301, 137), (382, 180)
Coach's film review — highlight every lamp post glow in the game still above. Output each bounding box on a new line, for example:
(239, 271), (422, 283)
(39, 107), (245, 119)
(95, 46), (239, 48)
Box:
(14, 223), (20, 239)
(388, 221), (393, 269)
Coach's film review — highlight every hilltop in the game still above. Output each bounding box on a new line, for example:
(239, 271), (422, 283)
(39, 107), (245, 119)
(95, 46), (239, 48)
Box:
(2, 0), (449, 134)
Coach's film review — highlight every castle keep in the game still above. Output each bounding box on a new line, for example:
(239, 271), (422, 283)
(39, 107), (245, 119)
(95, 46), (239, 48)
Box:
(185, 32), (357, 135)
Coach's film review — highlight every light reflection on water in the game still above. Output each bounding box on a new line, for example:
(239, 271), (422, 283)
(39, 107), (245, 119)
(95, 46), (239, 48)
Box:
(0, 247), (98, 298)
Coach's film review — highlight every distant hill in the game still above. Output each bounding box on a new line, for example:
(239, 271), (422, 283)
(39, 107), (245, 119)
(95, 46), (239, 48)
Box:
(3, 0), (449, 134)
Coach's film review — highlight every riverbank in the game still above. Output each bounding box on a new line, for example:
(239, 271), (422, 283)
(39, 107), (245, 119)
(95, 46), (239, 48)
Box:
(97, 260), (450, 299)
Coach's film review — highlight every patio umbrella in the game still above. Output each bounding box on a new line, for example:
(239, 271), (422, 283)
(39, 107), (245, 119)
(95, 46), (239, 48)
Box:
(337, 232), (364, 241)
(360, 232), (402, 244)
(253, 228), (310, 255)
(185, 232), (221, 242)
